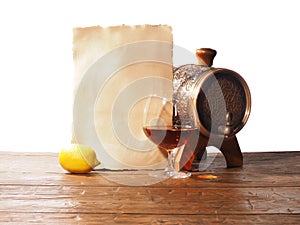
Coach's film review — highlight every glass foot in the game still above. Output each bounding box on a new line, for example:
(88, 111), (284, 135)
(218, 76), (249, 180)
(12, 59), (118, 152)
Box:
(172, 171), (191, 179)
(149, 169), (191, 179)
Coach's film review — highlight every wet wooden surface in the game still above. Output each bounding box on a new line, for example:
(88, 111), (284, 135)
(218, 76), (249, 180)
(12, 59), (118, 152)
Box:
(0, 151), (299, 224)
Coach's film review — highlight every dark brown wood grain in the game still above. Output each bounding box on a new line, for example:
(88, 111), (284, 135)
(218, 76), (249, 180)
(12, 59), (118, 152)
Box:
(0, 151), (299, 224)
(0, 213), (299, 225)
(0, 185), (299, 214)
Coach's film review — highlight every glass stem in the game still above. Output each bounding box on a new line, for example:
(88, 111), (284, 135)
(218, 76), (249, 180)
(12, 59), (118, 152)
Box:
(166, 149), (177, 172)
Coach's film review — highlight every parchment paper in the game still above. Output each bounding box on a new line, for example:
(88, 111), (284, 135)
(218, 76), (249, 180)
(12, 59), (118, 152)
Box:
(72, 25), (173, 169)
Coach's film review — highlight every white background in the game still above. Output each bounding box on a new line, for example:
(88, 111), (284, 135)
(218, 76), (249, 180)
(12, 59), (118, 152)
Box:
(0, 0), (299, 152)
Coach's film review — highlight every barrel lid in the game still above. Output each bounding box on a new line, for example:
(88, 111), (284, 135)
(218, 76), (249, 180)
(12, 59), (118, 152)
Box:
(193, 68), (251, 137)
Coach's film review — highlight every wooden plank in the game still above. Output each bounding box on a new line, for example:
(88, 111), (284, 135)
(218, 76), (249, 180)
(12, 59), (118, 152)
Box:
(0, 152), (299, 188)
(0, 170), (299, 188)
(1, 170), (299, 188)
(0, 185), (299, 215)
(1, 151), (300, 174)
(0, 212), (299, 224)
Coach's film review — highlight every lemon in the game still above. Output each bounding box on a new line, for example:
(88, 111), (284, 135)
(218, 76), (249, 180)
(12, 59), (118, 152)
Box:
(59, 144), (100, 173)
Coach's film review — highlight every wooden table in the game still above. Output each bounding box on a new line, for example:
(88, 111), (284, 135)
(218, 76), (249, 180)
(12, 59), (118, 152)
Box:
(0, 151), (299, 224)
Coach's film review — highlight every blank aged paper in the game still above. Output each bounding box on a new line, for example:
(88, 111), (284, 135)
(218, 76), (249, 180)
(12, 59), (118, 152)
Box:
(72, 25), (173, 169)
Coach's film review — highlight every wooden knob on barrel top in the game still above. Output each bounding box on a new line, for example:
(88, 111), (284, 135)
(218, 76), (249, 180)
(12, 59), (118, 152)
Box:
(196, 48), (217, 67)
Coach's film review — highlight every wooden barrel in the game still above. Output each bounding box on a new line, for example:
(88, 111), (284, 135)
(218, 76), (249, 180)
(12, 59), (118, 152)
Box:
(173, 48), (251, 170)
(173, 48), (251, 138)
